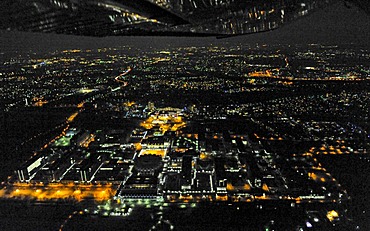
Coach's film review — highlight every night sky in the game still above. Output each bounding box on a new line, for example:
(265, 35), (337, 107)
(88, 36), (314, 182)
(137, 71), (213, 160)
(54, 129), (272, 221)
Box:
(0, 2), (369, 54)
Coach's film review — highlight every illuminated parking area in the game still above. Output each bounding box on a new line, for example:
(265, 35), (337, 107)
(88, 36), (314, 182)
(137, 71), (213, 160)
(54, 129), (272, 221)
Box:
(140, 110), (186, 133)
(139, 149), (167, 158)
(326, 210), (340, 222)
(0, 183), (117, 202)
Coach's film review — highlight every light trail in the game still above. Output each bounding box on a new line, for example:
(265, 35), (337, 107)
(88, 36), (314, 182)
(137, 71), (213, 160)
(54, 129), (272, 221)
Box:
(114, 67), (132, 85)
(59, 210), (80, 231)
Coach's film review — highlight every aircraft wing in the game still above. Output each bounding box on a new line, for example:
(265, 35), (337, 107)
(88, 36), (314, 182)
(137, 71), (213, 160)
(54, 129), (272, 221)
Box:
(0, 0), (349, 37)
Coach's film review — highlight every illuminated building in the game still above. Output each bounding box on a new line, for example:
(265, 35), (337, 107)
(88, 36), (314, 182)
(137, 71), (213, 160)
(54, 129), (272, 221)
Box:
(181, 155), (193, 190)
(16, 154), (46, 182)
(79, 154), (106, 182)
